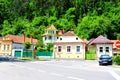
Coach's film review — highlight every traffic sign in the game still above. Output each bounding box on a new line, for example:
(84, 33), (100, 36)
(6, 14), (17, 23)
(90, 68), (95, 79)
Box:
(116, 41), (120, 48)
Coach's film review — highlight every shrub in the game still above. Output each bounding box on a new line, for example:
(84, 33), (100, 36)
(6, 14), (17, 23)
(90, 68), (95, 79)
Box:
(113, 55), (120, 65)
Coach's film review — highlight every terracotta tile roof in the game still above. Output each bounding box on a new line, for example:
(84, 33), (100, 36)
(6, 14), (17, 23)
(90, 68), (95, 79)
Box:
(3, 34), (38, 44)
(46, 24), (57, 30)
(62, 31), (75, 36)
(88, 35), (113, 45)
(111, 40), (120, 49)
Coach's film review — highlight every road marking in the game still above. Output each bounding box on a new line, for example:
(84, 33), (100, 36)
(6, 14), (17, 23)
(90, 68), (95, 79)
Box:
(108, 70), (120, 80)
(50, 72), (64, 77)
(67, 76), (84, 80)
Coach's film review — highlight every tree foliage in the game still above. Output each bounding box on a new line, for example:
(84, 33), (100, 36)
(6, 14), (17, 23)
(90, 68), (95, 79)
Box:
(24, 42), (31, 49)
(0, 0), (120, 40)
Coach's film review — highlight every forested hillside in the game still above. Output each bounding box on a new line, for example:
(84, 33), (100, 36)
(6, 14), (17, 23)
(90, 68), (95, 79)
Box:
(0, 0), (120, 40)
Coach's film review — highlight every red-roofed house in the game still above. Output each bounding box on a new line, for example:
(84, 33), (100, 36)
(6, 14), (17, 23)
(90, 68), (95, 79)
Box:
(0, 34), (38, 56)
(53, 31), (86, 59)
(87, 35), (113, 58)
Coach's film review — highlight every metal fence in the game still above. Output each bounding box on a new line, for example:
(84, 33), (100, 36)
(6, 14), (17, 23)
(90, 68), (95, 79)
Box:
(14, 51), (53, 58)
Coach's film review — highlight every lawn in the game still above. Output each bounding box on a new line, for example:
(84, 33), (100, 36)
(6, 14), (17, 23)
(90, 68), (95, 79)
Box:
(85, 51), (96, 60)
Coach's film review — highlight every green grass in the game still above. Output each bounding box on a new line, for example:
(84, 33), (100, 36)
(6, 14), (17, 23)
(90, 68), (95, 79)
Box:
(85, 51), (96, 60)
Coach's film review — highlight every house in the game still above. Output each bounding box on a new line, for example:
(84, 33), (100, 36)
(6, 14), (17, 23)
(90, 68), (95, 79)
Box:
(111, 40), (120, 55)
(53, 31), (86, 59)
(0, 34), (38, 56)
(42, 24), (64, 45)
(87, 35), (113, 58)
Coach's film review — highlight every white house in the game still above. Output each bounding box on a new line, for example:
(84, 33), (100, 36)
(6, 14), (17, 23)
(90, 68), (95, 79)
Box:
(42, 24), (64, 45)
(87, 35), (113, 58)
(53, 31), (86, 59)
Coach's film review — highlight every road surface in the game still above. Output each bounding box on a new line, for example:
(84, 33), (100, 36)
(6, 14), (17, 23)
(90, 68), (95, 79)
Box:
(0, 60), (120, 80)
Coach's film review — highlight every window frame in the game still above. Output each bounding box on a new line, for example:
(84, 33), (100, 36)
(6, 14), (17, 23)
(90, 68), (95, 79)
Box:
(66, 45), (71, 53)
(7, 44), (10, 50)
(57, 45), (62, 53)
(76, 46), (80, 52)
(4, 45), (6, 50)
(99, 47), (103, 52)
(106, 47), (109, 52)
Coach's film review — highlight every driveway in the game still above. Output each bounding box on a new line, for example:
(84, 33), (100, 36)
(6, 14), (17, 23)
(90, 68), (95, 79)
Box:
(0, 60), (120, 80)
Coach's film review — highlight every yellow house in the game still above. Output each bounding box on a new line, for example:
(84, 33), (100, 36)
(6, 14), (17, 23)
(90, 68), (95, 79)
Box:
(53, 31), (86, 59)
(0, 34), (38, 56)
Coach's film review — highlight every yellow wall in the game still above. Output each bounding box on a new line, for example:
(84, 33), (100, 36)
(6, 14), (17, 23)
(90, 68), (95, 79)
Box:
(88, 45), (96, 51)
(0, 40), (12, 55)
(54, 43), (85, 59)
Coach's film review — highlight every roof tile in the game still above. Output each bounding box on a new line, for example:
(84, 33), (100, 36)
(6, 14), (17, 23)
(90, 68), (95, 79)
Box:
(3, 34), (38, 44)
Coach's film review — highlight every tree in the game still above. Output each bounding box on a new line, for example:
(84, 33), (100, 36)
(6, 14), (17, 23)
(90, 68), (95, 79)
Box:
(24, 42), (31, 50)
(46, 43), (53, 52)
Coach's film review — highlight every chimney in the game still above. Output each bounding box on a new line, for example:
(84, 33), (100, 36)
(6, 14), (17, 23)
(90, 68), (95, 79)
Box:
(62, 29), (65, 34)
(23, 34), (25, 43)
(30, 35), (33, 44)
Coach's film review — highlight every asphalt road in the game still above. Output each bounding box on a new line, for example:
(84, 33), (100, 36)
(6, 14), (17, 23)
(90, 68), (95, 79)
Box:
(0, 60), (120, 80)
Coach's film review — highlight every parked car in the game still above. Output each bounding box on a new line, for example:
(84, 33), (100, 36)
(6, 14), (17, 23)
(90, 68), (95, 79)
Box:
(99, 55), (112, 65)
(0, 55), (17, 62)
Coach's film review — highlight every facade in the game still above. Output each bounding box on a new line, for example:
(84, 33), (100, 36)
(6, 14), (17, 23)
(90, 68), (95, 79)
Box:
(0, 34), (38, 56)
(42, 24), (64, 45)
(53, 31), (85, 59)
(87, 35), (113, 58)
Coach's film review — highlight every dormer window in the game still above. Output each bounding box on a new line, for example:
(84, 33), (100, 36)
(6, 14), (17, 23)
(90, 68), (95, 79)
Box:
(60, 38), (62, 40)
(76, 37), (78, 40)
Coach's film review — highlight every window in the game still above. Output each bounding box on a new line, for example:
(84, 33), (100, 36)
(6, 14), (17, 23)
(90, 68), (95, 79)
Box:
(99, 47), (103, 52)
(4, 45), (6, 50)
(49, 36), (52, 40)
(45, 37), (47, 40)
(52, 31), (54, 34)
(57, 37), (59, 39)
(106, 47), (109, 52)
(76, 37), (78, 40)
(58, 46), (62, 52)
(67, 46), (71, 52)
(76, 46), (80, 52)
(60, 38), (62, 40)
(7, 45), (10, 50)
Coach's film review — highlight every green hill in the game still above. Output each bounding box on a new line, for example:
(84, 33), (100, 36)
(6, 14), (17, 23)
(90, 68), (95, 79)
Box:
(0, 0), (120, 40)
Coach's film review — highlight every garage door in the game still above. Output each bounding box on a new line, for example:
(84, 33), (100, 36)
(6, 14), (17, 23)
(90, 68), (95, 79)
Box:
(14, 51), (22, 57)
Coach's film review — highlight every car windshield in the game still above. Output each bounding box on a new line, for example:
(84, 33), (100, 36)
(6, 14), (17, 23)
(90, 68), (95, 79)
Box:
(101, 55), (110, 58)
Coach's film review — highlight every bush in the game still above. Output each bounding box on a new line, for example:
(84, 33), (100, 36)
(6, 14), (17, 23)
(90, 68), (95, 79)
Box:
(113, 56), (120, 65)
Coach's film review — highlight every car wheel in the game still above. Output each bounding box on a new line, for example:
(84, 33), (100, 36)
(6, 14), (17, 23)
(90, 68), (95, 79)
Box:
(109, 63), (112, 65)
